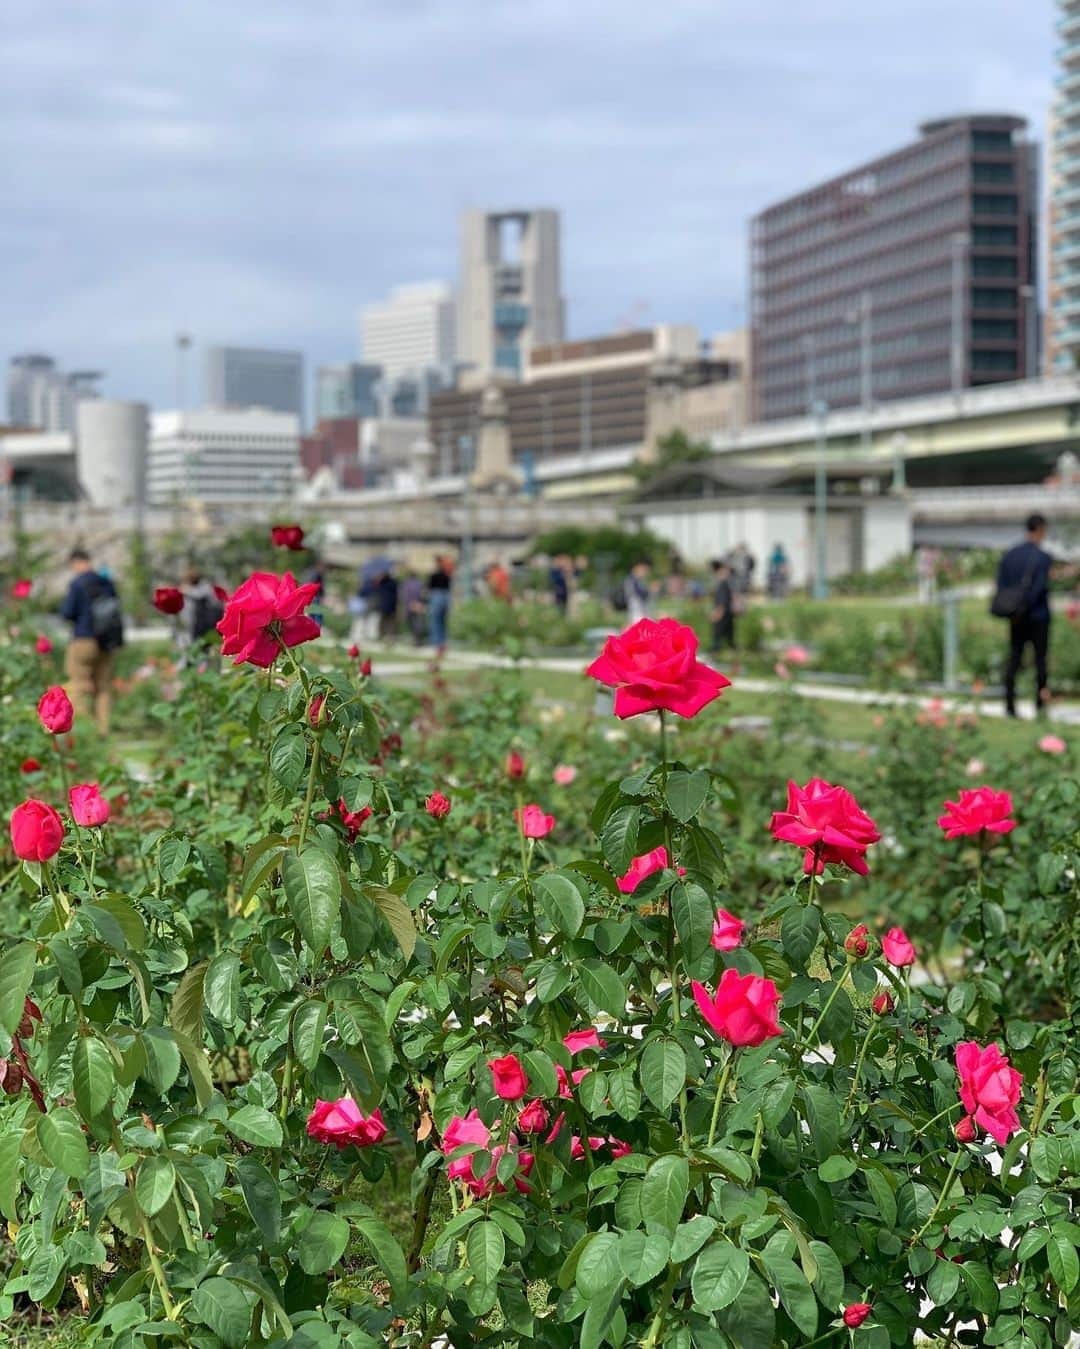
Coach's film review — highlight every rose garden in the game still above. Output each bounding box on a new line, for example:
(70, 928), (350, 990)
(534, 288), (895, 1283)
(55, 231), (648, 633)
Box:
(0, 541), (1078, 1349)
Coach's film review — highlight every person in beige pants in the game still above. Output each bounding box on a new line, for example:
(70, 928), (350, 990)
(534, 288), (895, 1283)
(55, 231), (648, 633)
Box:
(59, 549), (122, 735)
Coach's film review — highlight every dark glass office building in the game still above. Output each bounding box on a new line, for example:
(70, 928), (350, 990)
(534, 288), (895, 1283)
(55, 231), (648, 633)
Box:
(750, 115), (1038, 422)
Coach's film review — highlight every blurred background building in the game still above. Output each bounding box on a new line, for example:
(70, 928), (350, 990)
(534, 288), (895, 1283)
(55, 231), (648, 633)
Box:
(147, 407), (300, 504)
(6, 354), (103, 432)
(1047, 0), (1080, 371)
(204, 345), (305, 420)
(359, 282), (456, 415)
(314, 362), (382, 420)
(750, 114), (1037, 421)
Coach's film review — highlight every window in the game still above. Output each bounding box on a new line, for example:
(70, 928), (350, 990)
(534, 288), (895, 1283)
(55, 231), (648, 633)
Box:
(972, 193), (1018, 216)
(971, 287), (1017, 310)
(972, 318), (1017, 341)
(972, 255), (1018, 277)
(973, 162), (1015, 185)
(972, 130), (1013, 153)
(971, 349), (1017, 371)
(972, 224), (1017, 246)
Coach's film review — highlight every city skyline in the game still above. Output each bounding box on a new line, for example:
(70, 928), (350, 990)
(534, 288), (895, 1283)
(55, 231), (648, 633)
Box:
(3, 1), (1053, 414)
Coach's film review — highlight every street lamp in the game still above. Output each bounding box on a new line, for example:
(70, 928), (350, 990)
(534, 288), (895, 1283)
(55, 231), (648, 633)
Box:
(1019, 283), (1039, 380)
(950, 232), (970, 400)
(801, 336), (829, 600)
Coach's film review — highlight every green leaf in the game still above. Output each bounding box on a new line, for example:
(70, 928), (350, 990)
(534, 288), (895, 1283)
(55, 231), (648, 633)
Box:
(292, 999), (328, 1071)
(93, 894), (146, 951)
(818, 1154), (856, 1183)
(1048, 1232), (1080, 1293)
(327, 1006), (392, 1111)
(599, 804), (641, 873)
(135, 1156), (176, 1217)
(577, 1231), (621, 1298)
(0, 942), (36, 1037)
(299, 1210), (350, 1274)
(72, 1036), (116, 1122)
(639, 1039), (686, 1111)
(671, 1214), (716, 1263)
(36, 1108), (90, 1179)
(781, 905), (821, 966)
(0, 1128), (22, 1220)
(666, 769), (709, 823)
(617, 1230), (670, 1287)
(191, 1276), (252, 1349)
(237, 1160), (282, 1248)
(270, 727), (307, 791)
(158, 836), (191, 884)
(865, 1168), (897, 1229)
(139, 1027), (181, 1096)
(640, 1154), (689, 1235)
(608, 1068), (642, 1121)
(691, 1241), (750, 1312)
(521, 1050), (558, 1100)
(169, 1027), (214, 1110)
(227, 1105), (283, 1149)
(467, 1219), (506, 1288)
(580, 1280), (626, 1349)
(242, 836), (287, 903)
(803, 1083), (840, 1162)
(671, 882), (714, 962)
(579, 959), (626, 1018)
(28, 1244), (65, 1302)
(808, 1240), (844, 1311)
(282, 849), (342, 957)
(170, 961), (206, 1042)
(535, 963), (572, 1003)
(1016, 1227), (1049, 1261)
(761, 1251), (818, 1337)
(534, 870), (586, 937)
(204, 952), (241, 1026)
(958, 1260), (999, 1316)
(367, 884), (417, 961)
(355, 1216), (408, 1298)
(926, 1257), (961, 1305)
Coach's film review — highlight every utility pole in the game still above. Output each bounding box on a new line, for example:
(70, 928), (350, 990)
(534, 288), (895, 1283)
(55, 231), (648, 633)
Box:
(175, 333), (192, 411)
(802, 335), (829, 599)
(950, 233), (969, 401)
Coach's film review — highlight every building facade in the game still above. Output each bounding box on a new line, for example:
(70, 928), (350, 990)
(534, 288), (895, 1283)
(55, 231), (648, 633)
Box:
(204, 346), (304, 420)
(359, 282), (455, 383)
(457, 209), (565, 377)
(147, 408), (300, 504)
(314, 363), (382, 420)
(751, 115), (1038, 421)
(1048, 1), (1080, 370)
(6, 355), (102, 432)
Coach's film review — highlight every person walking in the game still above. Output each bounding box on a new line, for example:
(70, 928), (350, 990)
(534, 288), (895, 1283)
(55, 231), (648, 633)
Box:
(709, 559), (736, 652)
(550, 555), (570, 615)
(375, 569), (399, 642)
(624, 561), (651, 624)
(993, 514), (1053, 718)
(180, 566), (224, 663)
(427, 556), (453, 652)
(767, 543), (790, 600)
(59, 548), (124, 734)
(402, 570), (427, 645)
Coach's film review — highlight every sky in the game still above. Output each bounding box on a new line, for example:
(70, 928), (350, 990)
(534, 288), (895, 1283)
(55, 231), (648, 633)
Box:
(3, 0), (1055, 416)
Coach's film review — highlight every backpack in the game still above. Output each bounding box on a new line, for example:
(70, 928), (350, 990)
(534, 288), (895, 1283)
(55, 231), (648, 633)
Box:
(990, 550), (1039, 621)
(609, 582), (629, 612)
(88, 576), (124, 652)
(191, 591), (225, 641)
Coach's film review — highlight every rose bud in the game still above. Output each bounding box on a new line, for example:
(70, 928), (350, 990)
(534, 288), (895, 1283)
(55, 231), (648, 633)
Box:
(844, 923), (870, 958)
(871, 991), (894, 1016)
(843, 1303), (872, 1329)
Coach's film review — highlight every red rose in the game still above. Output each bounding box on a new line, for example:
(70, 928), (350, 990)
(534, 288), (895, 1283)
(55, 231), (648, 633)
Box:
(153, 587), (184, 615)
(515, 803), (554, 839)
(517, 1100), (550, 1133)
(555, 1065), (590, 1099)
(37, 686), (74, 734)
(692, 969), (783, 1047)
(333, 798), (372, 842)
(769, 777), (880, 875)
(308, 694), (326, 727)
(844, 923), (870, 958)
(425, 791), (451, 819)
(938, 787), (1016, 839)
(11, 579), (32, 600)
(489, 1053), (528, 1100)
(955, 1041), (1022, 1146)
(305, 1098), (386, 1148)
(271, 524), (305, 550)
(871, 991), (894, 1016)
(711, 908), (744, 951)
(360, 658), (372, 677)
(954, 1115), (977, 1142)
(20, 758), (41, 775)
(881, 926), (915, 967)
(616, 845), (672, 894)
(586, 616), (731, 719)
(10, 798), (64, 861)
(843, 1304), (872, 1329)
(563, 1027), (606, 1054)
(69, 783), (110, 827)
(505, 749), (526, 780)
(216, 572), (321, 668)
(348, 644), (360, 659)
(441, 1109), (490, 1153)
(34, 635), (52, 655)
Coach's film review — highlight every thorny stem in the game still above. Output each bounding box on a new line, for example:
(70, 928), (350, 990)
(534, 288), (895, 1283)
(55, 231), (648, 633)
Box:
(844, 1019), (879, 1115)
(911, 1150), (963, 1246)
(297, 737), (321, 853)
(43, 862), (68, 933)
(707, 1052), (735, 1148)
(642, 1262), (680, 1347)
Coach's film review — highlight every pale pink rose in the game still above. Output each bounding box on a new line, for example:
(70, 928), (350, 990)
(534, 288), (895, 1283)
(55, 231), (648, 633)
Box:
(553, 764), (577, 786)
(1038, 734), (1066, 755)
(966, 757), (986, 777)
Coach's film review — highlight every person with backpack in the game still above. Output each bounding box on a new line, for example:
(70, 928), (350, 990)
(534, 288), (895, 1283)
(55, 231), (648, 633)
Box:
(180, 566), (224, 661)
(59, 548), (124, 734)
(993, 514), (1053, 719)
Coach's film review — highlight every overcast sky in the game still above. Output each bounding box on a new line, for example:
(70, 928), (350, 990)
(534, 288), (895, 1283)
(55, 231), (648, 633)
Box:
(3, 0), (1054, 414)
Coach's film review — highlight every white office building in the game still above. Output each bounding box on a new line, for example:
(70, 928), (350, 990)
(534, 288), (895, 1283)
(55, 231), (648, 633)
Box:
(6, 355), (103, 432)
(360, 282), (456, 384)
(147, 407), (300, 504)
(457, 208), (565, 378)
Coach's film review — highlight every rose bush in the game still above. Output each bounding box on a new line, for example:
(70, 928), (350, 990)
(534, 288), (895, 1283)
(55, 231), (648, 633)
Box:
(0, 593), (1075, 1347)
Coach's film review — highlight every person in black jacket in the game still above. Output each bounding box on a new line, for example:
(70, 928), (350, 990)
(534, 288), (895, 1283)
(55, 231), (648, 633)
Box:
(59, 548), (123, 733)
(998, 514), (1053, 718)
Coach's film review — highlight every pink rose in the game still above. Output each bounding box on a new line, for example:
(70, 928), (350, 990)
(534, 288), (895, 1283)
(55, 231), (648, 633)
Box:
(553, 764), (577, 786)
(37, 686), (74, 735)
(12, 579), (32, 600)
(769, 777), (880, 875)
(10, 799), (64, 862)
(216, 572), (321, 668)
(844, 923), (870, 958)
(515, 804), (554, 839)
(1038, 734), (1066, 755)
(881, 926), (915, 967)
(488, 1053), (528, 1100)
(563, 1027), (607, 1055)
(586, 617), (731, 719)
(692, 970), (783, 1047)
(955, 1041), (1022, 1146)
(517, 1100), (550, 1133)
(616, 845), (674, 894)
(306, 1098), (386, 1148)
(34, 635), (52, 655)
(937, 787), (1015, 839)
(69, 783), (110, 827)
(711, 908), (744, 951)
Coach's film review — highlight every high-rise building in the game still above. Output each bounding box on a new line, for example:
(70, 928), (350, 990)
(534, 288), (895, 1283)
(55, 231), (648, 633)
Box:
(6, 354), (102, 432)
(204, 346), (304, 420)
(147, 407), (300, 504)
(314, 363), (382, 420)
(750, 115), (1037, 422)
(457, 209), (565, 377)
(360, 283), (456, 383)
(1048, 1), (1080, 370)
